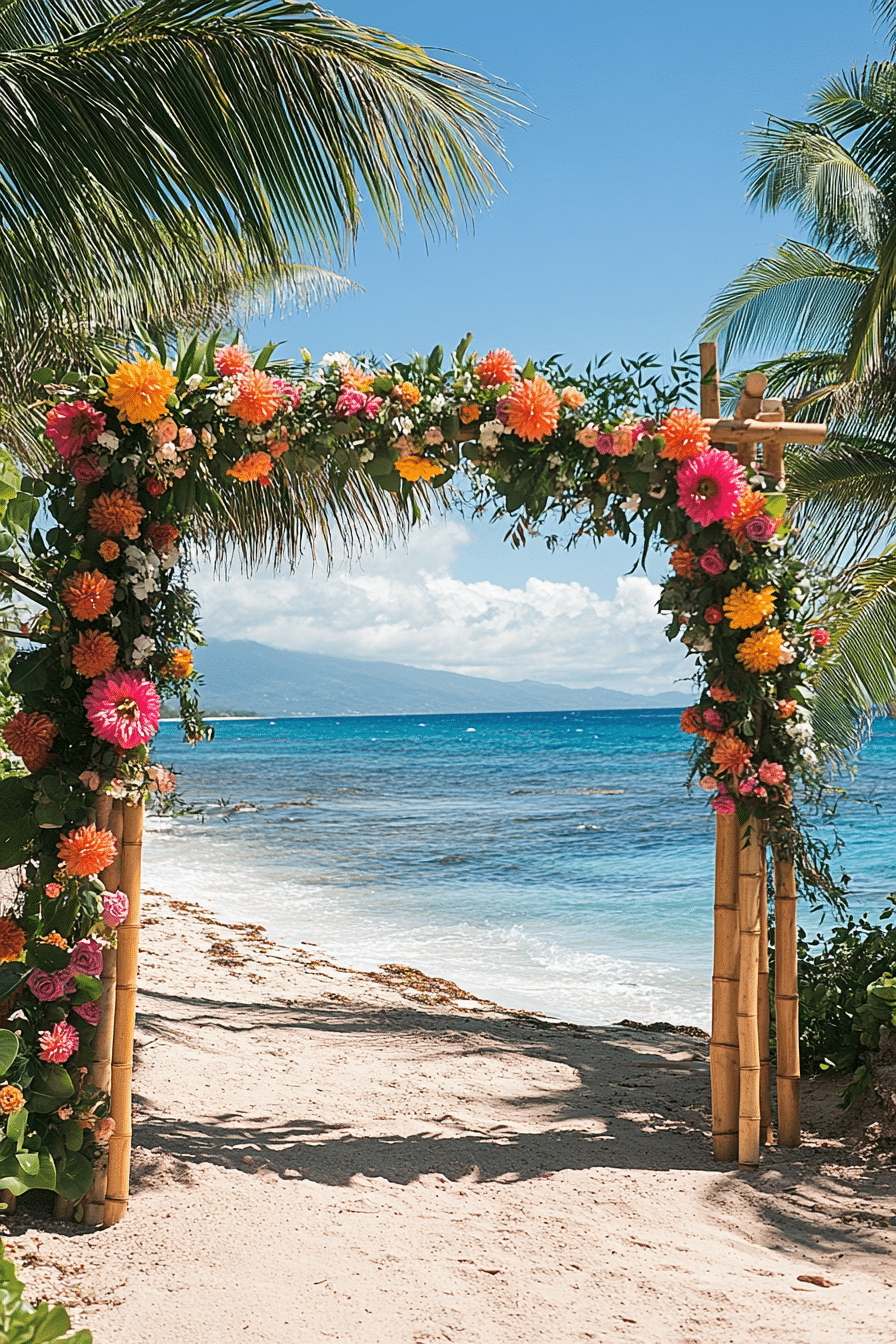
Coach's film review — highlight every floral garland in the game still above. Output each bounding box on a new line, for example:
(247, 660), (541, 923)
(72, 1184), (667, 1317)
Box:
(0, 334), (831, 1200)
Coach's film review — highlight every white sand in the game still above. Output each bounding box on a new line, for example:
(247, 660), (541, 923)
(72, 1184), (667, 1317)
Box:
(4, 890), (895, 1343)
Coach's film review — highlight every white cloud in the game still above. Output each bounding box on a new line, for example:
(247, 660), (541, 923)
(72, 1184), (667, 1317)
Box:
(192, 520), (689, 694)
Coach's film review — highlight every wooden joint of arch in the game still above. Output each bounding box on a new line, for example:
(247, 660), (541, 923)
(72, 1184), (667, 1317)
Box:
(704, 417), (826, 446)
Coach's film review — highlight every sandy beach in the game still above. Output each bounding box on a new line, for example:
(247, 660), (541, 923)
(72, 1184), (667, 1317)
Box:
(2, 888), (895, 1344)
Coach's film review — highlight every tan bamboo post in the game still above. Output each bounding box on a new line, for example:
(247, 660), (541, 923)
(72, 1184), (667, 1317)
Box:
(84, 797), (122, 1225)
(104, 801), (143, 1226)
(773, 855), (801, 1146)
(757, 842), (772, 1145)
(737, 822), (764, 1167)
(710, 812), (740, 1160)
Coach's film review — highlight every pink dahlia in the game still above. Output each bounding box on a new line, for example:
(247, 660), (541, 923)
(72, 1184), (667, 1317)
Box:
(699, 546), (726, 576)
(85, 669), (161, 749)
(334, 387), (367, 419)
(677, 450), (746, 527)
(758, 760), (787, 786)
(269, 376), (303, 410)
(46, 401), (105, 459)
(38, 1020), (79, 1064)
(711, 792), (737, 815)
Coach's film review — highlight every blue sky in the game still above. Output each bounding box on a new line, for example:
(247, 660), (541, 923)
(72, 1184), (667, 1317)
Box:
(215, 1), (887, 691)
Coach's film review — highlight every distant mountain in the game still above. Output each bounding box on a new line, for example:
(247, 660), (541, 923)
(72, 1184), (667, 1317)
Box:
(187, 639), (688, 717)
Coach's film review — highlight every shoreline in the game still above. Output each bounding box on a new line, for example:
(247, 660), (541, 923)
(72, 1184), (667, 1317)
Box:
(2, 887), (894, 1342)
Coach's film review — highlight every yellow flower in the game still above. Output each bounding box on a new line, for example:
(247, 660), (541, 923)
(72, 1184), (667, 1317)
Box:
(106, 358), (177, 424)
(395, 456), (444, 482)
(723, 584), (776, 630)
(736, 627), (784, 674)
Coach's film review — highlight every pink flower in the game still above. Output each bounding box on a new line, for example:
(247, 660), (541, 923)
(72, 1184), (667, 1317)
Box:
(45, 402), (105, 459)
(178, 426), (196, 451)
(608, 426), (635, 456)
(147, 764), (175, 795)
(699, 547), (726, 576)
(360, 395), (382, 419)
(422, 426), (444, 447)
(269, 377), (303, 410)
(73, 1000), (102, 1025)
(70, 938), (103, 977)
(703, 707), (723, 731)
(811, 628), (830, 648)
(85, 669), (161, 750)
(677, 450), (746, 526)
(334, 388), (367, 419)
(754, 786), (767, 799)
(44, 883), (62, 899)
(149, 417), (178, 447)
(56, 1106), (73, 1121)
(633, 418), (655, 441)
(214, 345), (254, 378)
(27, 969), (68, 1002)
(698, 775), (718, 791)
(143, 476), (167, 497)
(738, 776), (757, 795)
(574, 425), (603, 449)
(79, 770), (101, 792)
(744, 513), (780, 543)
(94, 1117), (115, 1142)
(711, 793), (737, 815)
(758, 760), (787, 786)
(37, 1020), (79, 1064)
(102, 888), (128, 927)
(705, 606), (723, 625)
(69, 454), (104, 484)
(495, 395), (511, 425)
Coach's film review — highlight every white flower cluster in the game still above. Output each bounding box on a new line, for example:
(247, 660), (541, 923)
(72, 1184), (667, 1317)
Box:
(123, 544), (160, 601)
(479, 420), (506, 451)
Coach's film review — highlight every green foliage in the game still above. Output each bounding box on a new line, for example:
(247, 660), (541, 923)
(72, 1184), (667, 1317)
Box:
(794, 904), (896, 1106)
(0, 1238), (92, 1343)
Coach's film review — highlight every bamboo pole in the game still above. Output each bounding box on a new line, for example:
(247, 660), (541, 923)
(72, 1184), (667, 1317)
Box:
(699, 342), (721, 420)
(737, 822), (764, 1168)
(773, 855), (801, 1147)
(710, 811), (740, 1161)
(104, 801), (143, 1226)
(705, 418), (827, 446)
(758, 842), (772, 1146)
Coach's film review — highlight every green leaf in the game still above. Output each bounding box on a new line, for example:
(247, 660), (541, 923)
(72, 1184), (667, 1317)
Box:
(0, 776), (37, 869)
(8, 647), (55, 695)
(0, 1148), (56, 1195)
(520, 359), (537, 380)
(0, 1031), (19, 1078)
(34, 799), (67, 830)
(29, 942), (70, 972)
(764, 493), (787, 517)
(61, 1120), (84, 1153)
(427, 344), (443, 375)
(6, 1108), (27, 1148)
(54, 1150), (93, 1203)
(72, 975), (102, 1003)
(31, 368), (56, 384)
(16, 1150), (40, 1177)
(29, 1066), (74, 1114)
(253, 341), (280, 371)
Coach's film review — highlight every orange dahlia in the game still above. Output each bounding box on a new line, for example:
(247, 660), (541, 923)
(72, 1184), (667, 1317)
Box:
(560, 386), (586, 409)
(99, 540), (120, 562)
(669, 542), (696, 579)
(106, 357), (177, 424)
(2, 711), (57, 771)
(166, 648), (194, 678)
(504, 376), (560, 443)
(709, 680), (737, 703)
(459, 404), (481, 424)
(62, 570), (116, 621)
(227, 370), (280, 426)
(711, 731), (753, 776)
(395, 456), (444, 483)
(71, 629), (119, 679)
(392, 381), (421, 409)
(736, 627), (784, 674)
(723, 584), (776, 630)
(0, 1086), (24, 1115)
(680, 707), (702, 734)
(146, 522), (180, 554)
(88, 488), (145, 540)
(214, 344), (254, 378)
(475, 349), (516, 388)
(342, 364), (375, 392)
(724, 489), (767, 542)
(227, 451), (273, 484)
(57, 824), (118, 877)
(658, 408), (711, 461)
(0, 918), (26, 963)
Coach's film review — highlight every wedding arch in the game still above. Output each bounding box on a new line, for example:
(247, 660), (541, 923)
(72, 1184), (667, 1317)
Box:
(0, 335), (830, 1223)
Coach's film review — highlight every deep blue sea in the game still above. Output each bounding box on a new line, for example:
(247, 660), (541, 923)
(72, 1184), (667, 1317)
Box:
(143, 710), (896, 1029)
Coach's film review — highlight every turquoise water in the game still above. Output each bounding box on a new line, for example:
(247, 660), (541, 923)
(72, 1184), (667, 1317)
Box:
(143, 710), (896, 1028)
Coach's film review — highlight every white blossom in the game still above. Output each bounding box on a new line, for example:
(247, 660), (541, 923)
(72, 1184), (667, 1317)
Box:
(131, 635), (155, 666)
(479, 419), (506, 450)
(320, 351), (351, 369)
(97, 431), (120, 452)
(430, 393), (446, 414)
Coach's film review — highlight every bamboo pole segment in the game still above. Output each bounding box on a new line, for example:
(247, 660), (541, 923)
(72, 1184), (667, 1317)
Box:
(710, 811), (740, 1161)
(699, 342), (722, 420)
(705, 418), (827, 446)
(773, 854), (801, 1147)
(104, 801), (143, 1227)
(737, 822), (765, 1168)
(758, 842), (772, 1146)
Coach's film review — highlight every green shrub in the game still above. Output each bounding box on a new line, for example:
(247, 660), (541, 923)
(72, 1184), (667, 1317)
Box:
(0, 1238), (91, 1343)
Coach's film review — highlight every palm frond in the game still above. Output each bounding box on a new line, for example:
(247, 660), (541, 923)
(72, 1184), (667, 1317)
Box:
(787, 437), (896, 566)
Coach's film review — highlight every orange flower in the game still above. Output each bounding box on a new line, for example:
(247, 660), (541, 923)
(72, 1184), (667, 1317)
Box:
(669, 542), (696, 579)
(504, 376), (560, 442)
(0, 1086), (24, 1115)
(214, 344), (254, 378)
(227, 370), (280, 426)
(711, 731), (753, 776)
(736, 627), (784, 674)
(99, 540), (120, 562)
(723, 584), (776, 630)
(2, 711), (57, 771)
(459, 404), (481, 424)
(724, 489), (767, 542)
(658, 408), (710, 461)
(106, 357), (177, 424)
(62, 570), (115, 621)
(475, 349), (516, 388)
(88, 488), (145, 540)
(680, 707), (702, 734)
(0, 918), (26, 963)
(71, 629), (118, 679)
(395, 456), (444, 483)
(776, 698), (798, 719)
(166, 648), (194, 678)
(146, 522), (180, 554)
(57, 824), (117, 878)
(40, 931), (68, 950)
(227, 451), (273, 484)
(392, 382), (421, 409)
(710, 680), (737, 703)
(268, 436), (290, 459)
(342, 364), (375, 392)
(560, 386), (586, 409)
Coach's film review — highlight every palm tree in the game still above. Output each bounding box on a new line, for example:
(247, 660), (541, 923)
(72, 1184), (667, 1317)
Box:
(0, 0), (517, 555)
(701, 0), (896, 748)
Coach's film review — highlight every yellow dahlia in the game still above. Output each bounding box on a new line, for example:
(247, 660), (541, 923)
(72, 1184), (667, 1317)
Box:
(395, 456), (444, 483)
(723, 584), (776, 630)
(227, 370), (280, 426)
(392, 382), (421, 409)
(0, 918), (26, 963)
(504, 376), (560, 443)
(88, 488), (145, 540)
(659, 408), (710, 461)
(71, 629), (119, 679)
(62, 570), (116, 621)
(227, 451), (272, 484)
(106, 357), (177, 424)
(2, 711), (58, 771)
(736, 627), (784, 674)
(166, 648), (194, 678)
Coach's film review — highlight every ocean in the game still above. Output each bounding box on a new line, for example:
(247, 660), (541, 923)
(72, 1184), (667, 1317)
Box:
(143, 710), (896, 1029)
